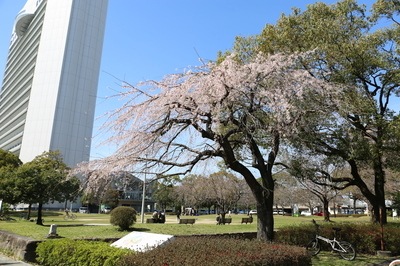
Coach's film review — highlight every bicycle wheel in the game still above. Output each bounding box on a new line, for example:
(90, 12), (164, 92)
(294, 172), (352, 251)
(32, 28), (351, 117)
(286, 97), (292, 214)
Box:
(338, 241), (356, 261)
(70, 214), (77, 220)
(63, 215), (69, 220)
(306, 239), (321, 256)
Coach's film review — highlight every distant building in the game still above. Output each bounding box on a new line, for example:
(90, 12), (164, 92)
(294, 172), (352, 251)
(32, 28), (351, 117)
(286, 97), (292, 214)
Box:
(105, 171), (156, 213)
(117, 174), (157, 213)
(0, 0), (108, 168)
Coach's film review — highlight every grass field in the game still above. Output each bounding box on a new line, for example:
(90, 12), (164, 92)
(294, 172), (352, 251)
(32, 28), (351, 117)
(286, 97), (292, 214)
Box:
(1, 211), (398, 265)
(1, 211), (384, 240)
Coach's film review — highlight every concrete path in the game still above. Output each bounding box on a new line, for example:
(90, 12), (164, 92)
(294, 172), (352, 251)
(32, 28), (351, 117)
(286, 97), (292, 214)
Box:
(0, 254), (33, 266)
(367, 258), (400, 266)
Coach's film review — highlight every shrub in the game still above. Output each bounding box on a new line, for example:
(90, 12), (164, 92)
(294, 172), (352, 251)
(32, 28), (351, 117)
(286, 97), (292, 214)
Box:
(275, 222), (400, 255)
(36, 238), (133, 266)
(110, 206), (137, 230)
(118, 236), (311, 265)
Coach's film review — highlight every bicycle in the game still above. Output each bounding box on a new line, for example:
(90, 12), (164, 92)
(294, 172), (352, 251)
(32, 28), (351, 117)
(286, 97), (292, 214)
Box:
(306, 219), (356, 261)
(63, 213), (77, 220)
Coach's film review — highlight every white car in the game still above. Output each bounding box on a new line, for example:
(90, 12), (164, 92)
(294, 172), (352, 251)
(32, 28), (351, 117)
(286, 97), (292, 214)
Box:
(102, 207), (111, 214)
(249, 210), (257, 215)
(301, 210), (312, 216)
(79, 207), (88, 213)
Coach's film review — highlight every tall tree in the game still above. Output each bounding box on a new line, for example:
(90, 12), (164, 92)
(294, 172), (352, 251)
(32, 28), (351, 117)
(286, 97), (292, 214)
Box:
(14, 150), (72, 224)
(152, 176), (180, 210)
(236, 178), (257, 212)
(227, 0), (400, 224)
(174, 174), (209, 210)
(101, 188), (120, 209)
(207, 171), (242, 213)
(0, 150), (22, 204)
(0, 149), (22, 169)
(273, 171), (298, 215)
(59, 175), (82, 210)
(289, 161), (340, 222)
(77, 52), (340, 241)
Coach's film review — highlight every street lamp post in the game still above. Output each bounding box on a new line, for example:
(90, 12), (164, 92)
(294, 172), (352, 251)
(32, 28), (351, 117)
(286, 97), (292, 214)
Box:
(141, 172), (146, 223)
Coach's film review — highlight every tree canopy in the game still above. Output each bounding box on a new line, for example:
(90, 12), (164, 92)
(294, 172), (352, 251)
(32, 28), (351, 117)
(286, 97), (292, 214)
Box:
(15, 150), (78, 224)
(224, 0), (400, 224)
(77, 51), (341, 241)
(0, 149), (23, 204)
(0, 149), (22, 169)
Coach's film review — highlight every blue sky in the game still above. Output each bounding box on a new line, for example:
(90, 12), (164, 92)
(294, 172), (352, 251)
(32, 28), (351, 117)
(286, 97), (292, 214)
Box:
(0, 0), (381, 159)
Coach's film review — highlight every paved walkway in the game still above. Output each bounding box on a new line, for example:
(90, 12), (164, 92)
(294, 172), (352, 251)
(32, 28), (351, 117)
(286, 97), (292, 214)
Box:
(367, 258), (400, 266)
(0, 254), (33, 266)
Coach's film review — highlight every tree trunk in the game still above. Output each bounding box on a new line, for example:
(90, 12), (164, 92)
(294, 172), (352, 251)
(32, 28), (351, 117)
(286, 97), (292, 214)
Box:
(374, 174), (387, 224)
(27, 203), (32, 220)
(221, 130), (278, 241)
(332, 200), (337, 218)
(372, 131), (387, 224)
(308, 203), (313, 215)
(36, 202), (43, 226)
(348, 159), (387, 224)
(221, 211), (226, 225)
(256, 191), (275, 241)
(323, 197), (330, 222)
(371, 199), (387, 224)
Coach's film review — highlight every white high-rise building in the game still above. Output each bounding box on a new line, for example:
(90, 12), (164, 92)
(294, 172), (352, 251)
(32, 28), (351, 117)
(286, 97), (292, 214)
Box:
(0, 0), (108, 167)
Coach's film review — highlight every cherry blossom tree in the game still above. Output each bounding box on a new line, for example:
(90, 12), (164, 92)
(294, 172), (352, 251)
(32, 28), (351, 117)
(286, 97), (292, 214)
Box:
(77, 52), (341, 241)
(229, 0), (400, 225)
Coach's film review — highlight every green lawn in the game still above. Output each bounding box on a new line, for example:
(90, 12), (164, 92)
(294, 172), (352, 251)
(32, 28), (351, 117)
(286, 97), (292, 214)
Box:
(1, 211), (398, 265)
(1, 211), (260, 240)
(1, 211), (397, 240)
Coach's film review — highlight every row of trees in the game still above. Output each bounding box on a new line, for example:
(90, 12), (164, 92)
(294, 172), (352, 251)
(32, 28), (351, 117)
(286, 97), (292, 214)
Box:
(153, 168), (400, 222)
(76, 0), (400, 241)
(0, 150), (80, 224)
(152, 170), (257, 212)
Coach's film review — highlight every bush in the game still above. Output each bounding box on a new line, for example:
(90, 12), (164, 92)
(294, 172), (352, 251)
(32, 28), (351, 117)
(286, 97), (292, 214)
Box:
(118, 236), (311, 265)
(36, 238), (133, 266)
(275, 222), (400, 255)
(110, 206), (137, 230)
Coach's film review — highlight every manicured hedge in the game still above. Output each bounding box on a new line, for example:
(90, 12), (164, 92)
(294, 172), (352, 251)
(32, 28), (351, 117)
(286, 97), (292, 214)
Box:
(117, 236), (311, 266)
(275, 222), (400, 255)
(36, 222), (399, 265)
(36, 239), (134, 266)
(110, 206), (137, 231)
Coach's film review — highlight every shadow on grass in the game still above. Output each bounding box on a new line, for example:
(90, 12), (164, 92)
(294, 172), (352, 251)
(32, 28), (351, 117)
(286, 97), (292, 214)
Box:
(121, 227), (151, 232)
(11, 211), (63, 217)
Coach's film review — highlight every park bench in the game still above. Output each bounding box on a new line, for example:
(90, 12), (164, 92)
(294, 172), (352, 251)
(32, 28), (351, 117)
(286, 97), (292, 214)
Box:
(241, 217), (253, 224)
(179, 218), (196, 225)
(216, 217), (232, 225)
(146, 218), (156, 223)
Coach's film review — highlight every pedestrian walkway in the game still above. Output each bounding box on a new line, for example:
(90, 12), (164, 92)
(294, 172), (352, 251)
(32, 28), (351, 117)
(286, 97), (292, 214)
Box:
(367, 257), (400, 266)
(0, 254), (33, 266)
